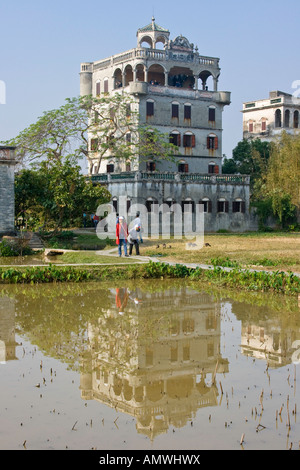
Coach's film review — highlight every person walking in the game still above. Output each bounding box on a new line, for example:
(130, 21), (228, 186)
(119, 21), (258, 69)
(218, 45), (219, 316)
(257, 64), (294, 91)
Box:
(116, 216), (129, 256)
(133, 211), (143, 243)
(128, 225), (140, 255)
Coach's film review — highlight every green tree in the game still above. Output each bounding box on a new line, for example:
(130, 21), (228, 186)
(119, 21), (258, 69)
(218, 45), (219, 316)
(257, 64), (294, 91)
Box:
(259, 132), (300, 226)
(223, 138), (271, 186)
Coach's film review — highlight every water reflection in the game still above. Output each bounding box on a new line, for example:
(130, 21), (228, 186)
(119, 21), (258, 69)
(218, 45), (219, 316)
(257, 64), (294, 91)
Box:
(0, 281), (300, 442)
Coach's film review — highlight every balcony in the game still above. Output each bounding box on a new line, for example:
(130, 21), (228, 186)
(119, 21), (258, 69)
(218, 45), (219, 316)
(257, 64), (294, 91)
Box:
(91, 172), (250, 185)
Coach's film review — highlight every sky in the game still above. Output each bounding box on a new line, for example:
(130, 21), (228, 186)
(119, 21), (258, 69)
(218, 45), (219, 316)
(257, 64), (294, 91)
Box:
(1, 0), (300, 167)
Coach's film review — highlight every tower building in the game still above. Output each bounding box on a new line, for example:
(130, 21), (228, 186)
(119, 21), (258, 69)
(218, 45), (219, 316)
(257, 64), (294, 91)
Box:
(80, 19), (253, 233)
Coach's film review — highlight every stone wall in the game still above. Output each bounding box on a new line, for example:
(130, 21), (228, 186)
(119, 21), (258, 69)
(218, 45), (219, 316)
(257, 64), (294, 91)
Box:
(0, 147), (16, 235)
(94, 172), (258, 233)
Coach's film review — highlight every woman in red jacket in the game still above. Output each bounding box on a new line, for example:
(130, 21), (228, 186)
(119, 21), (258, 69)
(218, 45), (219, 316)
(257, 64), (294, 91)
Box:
(116, 216), (129, 257)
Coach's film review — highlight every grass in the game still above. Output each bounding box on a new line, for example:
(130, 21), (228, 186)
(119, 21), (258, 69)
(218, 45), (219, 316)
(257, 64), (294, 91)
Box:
(142, 232), (300, 273)
(54, 251), (142, 264)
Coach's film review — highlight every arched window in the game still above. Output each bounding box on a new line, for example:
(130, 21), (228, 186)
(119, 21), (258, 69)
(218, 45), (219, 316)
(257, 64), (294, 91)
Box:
(275, 109), (282, 128)
(294, 110), (299, 129)
(178, 160), (188, 173)
(232, 198), (246, 213)
(96, 81), (101, 96)
(106, 161), (114, 173)
(199, 198), (212, 213)
(208, 161), (219, 174)
(217, 198), (229, 213)
(183, 132), (195, 148)
(182, 198), (195, 213)
(207, 134), (218, 150)
(104, 78), (109, 93)
(146, 197), (158, 212)
(208, 106), (216, 122)
(261, 118), (267, 132)
(171, 101), (179, 119)
(284, 109), (290, 128)
(146, 99), (154, 117)
(169, 131), (181, 147)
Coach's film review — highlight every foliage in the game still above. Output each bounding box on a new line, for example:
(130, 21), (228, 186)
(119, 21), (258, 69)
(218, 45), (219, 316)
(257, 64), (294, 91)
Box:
(0, 239), (33, 257)
(222, 138), (271, 186)
(14, 163), (111, 232)
(254, 132), (300, 227)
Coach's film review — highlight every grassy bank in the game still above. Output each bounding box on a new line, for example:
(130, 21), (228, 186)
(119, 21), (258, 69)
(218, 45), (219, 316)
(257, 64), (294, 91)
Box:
(143, 232), (300, 273)
(0, 261), (299, 296)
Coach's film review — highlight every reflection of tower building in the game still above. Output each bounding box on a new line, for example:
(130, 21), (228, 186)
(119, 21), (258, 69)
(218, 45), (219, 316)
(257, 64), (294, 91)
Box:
(0, 296), (17, 363)
(232, 301), (300, 368)
(80, 287), (229, 439)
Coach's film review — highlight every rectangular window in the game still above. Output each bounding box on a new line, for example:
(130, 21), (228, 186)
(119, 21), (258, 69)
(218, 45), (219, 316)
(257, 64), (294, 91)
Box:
(169, 133), (181, 146)
(104, 80), (108, 93)
(184, 105), (191, 120)
(90, 138), (98, 151)
(146, 161), (156, 171)
(209, 108), (216, 121)
(232, 201), (246, 213)
(172, 103), (179, 118)
(96, 82), (100, 96)
(106, 164), (114, 173)
(178, 163), (188, 173)
(146, 101), (154, 116)
(261, 121), (266, 131)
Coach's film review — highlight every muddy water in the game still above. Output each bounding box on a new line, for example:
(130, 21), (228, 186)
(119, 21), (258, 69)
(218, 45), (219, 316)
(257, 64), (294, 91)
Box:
(0, 280), (300, 450)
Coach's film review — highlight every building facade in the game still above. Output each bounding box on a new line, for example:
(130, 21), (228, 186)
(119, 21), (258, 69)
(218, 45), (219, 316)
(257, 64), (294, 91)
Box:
(242, 90), (300, 142)
(80, 19), (253, 233)
(0, 146), (16, 236)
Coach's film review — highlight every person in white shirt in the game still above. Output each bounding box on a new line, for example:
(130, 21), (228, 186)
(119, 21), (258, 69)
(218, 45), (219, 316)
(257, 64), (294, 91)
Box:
(132, 211), (143, 243)
(128, 225), (140, 255)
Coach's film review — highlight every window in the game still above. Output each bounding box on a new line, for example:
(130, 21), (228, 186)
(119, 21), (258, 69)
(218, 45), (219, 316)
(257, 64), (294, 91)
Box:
(261, 120), (267, 132)
(146, 100), (154, 117)
(172, 103), (179, 118)
(106, 163), (114, 173)
(208, 107), (216, 122)
(217, 199), (229, 213)
(178, 162), (188, 173)
(182, 199), (195, 213)
(125, 162), (131, 172)
(146, 161), (156, 171)
(90, 138), (98, 151)
(146, 198), (158, 212)
(284, 110), (290, 128)
(275, 109), (282, 128)
(208, 162), (219, 174)
(169, 132), (181, 146)
(183, 133), (195, 148)
(207, 135), (218, 150)
(232, 199), (245, 213)
(249, 122), (254, 133)
(96, 81), (100, 96)
(199, 198), (212, 213)
(184, 104), (191, 120)
(294, 111), (299, 129)
(104, 79), (108, 93)
(126, 133), (131, 143)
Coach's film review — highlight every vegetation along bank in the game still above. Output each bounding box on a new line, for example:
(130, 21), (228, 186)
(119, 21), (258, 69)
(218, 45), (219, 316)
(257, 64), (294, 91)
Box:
(0, 261), (299, 296)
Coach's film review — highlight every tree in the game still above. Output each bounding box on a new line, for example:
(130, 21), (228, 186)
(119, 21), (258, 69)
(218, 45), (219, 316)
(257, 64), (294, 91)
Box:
(223, 138), (271, 186)
(258, 132), (300, 226)
(15, 163), (111, 232)
(2, 93), (178, 172)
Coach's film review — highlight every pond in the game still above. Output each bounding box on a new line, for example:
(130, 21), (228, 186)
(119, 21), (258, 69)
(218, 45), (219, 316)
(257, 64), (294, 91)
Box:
(0, 280), (300, 450)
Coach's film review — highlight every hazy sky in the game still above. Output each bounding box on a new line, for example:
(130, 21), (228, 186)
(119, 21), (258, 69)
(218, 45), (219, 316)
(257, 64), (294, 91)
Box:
(1, 0), (300, 167)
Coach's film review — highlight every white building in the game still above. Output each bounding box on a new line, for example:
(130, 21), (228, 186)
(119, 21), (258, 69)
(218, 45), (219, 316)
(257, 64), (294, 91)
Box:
(242, 90), (300, 142)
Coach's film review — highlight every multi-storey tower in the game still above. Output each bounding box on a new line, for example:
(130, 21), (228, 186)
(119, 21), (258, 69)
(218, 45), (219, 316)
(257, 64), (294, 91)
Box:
(80, 18), (230, 176)
(80, 20), (253, 233)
